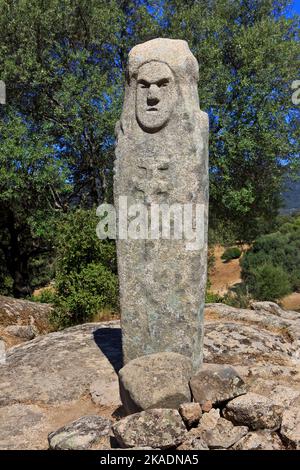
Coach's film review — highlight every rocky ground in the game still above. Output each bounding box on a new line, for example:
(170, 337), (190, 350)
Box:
(0, 297), (299, 450)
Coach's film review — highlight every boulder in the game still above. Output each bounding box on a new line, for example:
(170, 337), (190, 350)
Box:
(0, 322), (121, 407)
(179, 403), (202, 428)
(118, 352), (192, 414)
(190, 363), (247, 405)
(235, 364), (300, 396)
(232, 430), (285, 450)
(1, 300), (300, 451)
(4, 325), (36, 340)
(90, 372), (121, 407)
(0, 403), (45, 450)
(48, 415), (111, 450)
(204, 322), (297, 366)
(204, 303), (300, 366)
(280, 407), (300, 449)
(0, 321), (121, 449)
(112, 409), (187, 449)
(0, 295), (52, 332)
(251, 301), (300, 321)
(223, 393), (283, 430)
(188, 409), (248, 449)
(269, 385), (300, 408)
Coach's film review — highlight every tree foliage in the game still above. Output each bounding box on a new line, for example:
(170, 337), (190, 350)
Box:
(241, 215), (300, 298)
(0, 0), (299, 298)
(49, 209), (118, 328)
(164, 0), (300, 240)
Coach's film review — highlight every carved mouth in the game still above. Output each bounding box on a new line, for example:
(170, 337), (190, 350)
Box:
(147, 107), (158, 112)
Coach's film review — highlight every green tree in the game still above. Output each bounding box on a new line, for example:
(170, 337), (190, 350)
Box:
(245, 263), (292, 301)
(164, 0), (300, 241)
(241, 216), (300, 296)
(0, 0), (161, 206)
(0, 0), (299, 299)
(0, 110), (68, 296)
(0, 0), (161, 296)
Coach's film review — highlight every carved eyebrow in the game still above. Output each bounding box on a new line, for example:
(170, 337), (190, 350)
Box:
(156, 78), (169, 87)
(137, 79), (150, 87)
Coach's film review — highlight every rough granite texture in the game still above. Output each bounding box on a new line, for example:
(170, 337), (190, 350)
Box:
(114, 38), (209, 370)
(48, 415), (112, 450)
(232, 430), (285, 450)
(178, 402), (202, 428)
(118, 352), (192, 414)
(1, 301), (299, 450)
(187, 409), (248, 449)
(112, 409), (187, 449)
(280, 407), (300, 449)
(223, 393), (283, 430)
(190, 363), (247, 405)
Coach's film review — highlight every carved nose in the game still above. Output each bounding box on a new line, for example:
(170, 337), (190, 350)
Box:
(147, 85), (159, 106)
(147, 96), (159, 106)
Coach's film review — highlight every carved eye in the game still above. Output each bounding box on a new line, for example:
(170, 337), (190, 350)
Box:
(139, 81), (149, 89)
(158, 79), (169, 88)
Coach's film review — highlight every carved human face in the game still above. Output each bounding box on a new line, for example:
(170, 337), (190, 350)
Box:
(136, 62), (177, 132)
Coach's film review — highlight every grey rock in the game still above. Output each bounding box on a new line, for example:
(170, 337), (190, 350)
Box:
(0, 322), (121, 406)
(179, 402), (202, 428)
(114, 447), (154, 450)
(2, 299), (300, 451)
(223, 393), (283, 430)
(204, 303), (300, 366)
(5, 325), (36, 340)
(112, 409), (187, 449)
(0, 295), (52, 331)
(190, 409), (248, 449)
(0, 404), (44, 443)
(114, 38), (209, 371)
(203, 321), (297, 366)
(280, 407), (300, 449)
(232, 430), (285, 450)
(251, 301), (300, 321)
(119, 352), (192, 414)
(129, 447), (154, 450)
(269, 385), (300, 408)
(235, 364), (300, 393)
(90, 373), (121, 407)
(190, 363), (247, 405)
(177, 436), (209, 450)
(48, 415), (111, 450)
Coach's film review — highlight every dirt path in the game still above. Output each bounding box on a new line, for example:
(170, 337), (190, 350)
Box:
(281, 292), (300, 312)
(209, 245), (300, 311)
(209, 245), (243, 295)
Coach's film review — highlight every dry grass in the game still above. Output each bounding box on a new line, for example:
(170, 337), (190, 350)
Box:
(91, 307), (120, 323)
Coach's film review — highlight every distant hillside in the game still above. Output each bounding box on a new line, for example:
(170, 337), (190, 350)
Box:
(281, 176), (300, 215)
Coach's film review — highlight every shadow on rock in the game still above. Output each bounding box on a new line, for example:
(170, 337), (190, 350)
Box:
(93, 327), (123, 372)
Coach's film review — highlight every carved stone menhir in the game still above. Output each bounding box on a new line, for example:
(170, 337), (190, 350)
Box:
(114, 38), (209, 371)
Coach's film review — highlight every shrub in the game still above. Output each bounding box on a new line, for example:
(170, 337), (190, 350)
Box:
(51, 263), (118, 328)
(30, 288), (57, 304)
(205, 291), (223, 303)
(221, 246), (241, 262)
(246, 263), (291, 301)
(50, 208), (118, 328)
(241, 223), (300, 294)
(205, 285), (251, 308)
